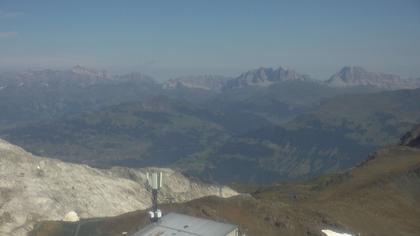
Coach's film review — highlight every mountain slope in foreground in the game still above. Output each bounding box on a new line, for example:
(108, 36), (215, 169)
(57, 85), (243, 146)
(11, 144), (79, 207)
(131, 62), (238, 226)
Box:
(0, 139), (237, 236)
(31, 126), (420, 236)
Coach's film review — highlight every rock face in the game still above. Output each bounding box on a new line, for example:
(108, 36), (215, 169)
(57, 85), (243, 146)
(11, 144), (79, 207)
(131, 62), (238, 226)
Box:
(400, 124), (420, 148)
(162, 66), (311, 91)
(163, 75), (230, 91)
(0, 139), (237, 236)
(71, 65), (109, 79)
(326, 66), (420, 90)
(224, 66), (311, 89)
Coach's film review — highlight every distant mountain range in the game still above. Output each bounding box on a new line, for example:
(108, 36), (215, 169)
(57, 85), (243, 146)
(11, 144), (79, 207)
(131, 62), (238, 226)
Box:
(162, 66), (420, 91)
(326, 66), (420, 90)
(162, 66), (310, 91)
(2, 65), (419, 92)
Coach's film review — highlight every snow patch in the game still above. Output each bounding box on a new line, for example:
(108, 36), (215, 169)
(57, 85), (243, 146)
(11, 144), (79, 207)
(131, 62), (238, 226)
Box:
(322, 229), (353, 236)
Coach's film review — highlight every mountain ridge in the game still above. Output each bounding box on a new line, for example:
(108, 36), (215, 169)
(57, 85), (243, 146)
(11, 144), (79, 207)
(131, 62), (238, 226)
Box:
(224, 66), (311, 90)
(326, 66), (420, 90)
(163, 75), (230, 91)
(162, 66), (313, 91)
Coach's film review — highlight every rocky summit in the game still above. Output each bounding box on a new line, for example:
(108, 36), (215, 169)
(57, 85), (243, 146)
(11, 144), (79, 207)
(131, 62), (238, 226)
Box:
(326, 66), (420, 90)
(163, 75), (230, 91)
(0, 139), (237, 236)
(224, 66), (311, 89)
(162, 66), (311, 91)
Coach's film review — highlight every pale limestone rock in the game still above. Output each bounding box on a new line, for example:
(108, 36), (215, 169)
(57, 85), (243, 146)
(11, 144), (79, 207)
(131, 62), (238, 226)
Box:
(63, 211), (79, 222)
(0, 139), (237, 236)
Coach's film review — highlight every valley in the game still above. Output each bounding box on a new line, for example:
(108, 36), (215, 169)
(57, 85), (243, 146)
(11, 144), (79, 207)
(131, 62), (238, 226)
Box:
(29, 126), (420, 236)
(1, 66), (419, 184)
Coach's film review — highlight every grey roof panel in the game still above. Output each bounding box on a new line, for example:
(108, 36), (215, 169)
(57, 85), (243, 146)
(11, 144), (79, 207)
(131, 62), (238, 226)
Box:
(133, 213), (237, 236)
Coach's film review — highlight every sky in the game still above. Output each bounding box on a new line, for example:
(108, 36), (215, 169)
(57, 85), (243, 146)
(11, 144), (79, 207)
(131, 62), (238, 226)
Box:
(0, 0), (420, 80)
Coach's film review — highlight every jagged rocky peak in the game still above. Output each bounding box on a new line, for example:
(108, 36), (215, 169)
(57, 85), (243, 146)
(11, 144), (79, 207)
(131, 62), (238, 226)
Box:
(0, 138), (237, 236)
(335, 66), (370, 81)
(225, 66), (311, 89)
(240, 66), (309, 82)
(238, 67), (275, 83)
(400, 124), (420, 148)
(163, 74), (230, 91)
(71, 65), (109, 78)
(326, 66), (420, 90)
(115, 72), (155, 82)
(163, 66), (311, 91)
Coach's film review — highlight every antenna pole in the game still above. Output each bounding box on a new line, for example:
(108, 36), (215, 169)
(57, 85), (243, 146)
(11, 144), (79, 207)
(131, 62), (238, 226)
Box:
(146, 171), (163, 223)
(152, 189), (158, 212)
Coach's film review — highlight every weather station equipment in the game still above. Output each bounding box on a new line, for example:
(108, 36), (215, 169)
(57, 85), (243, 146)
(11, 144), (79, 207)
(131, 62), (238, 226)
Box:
(135, 171), (240, 236)
(146, 171), (163, 222)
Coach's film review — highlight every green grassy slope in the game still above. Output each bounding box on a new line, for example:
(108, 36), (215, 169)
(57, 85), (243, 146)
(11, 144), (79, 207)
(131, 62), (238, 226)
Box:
(289, 88), (420, 145)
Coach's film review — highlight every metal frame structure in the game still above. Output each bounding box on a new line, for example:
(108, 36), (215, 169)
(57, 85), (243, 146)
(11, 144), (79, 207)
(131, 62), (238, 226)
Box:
(146, 171), (163, 222)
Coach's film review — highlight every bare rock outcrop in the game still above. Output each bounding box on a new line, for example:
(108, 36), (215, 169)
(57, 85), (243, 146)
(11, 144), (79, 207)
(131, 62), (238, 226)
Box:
(400, 123), (420, 148)
(0, 139), (237, 236)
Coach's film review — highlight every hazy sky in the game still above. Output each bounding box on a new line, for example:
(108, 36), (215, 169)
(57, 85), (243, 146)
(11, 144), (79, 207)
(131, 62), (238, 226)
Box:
(1, 0), (420, 80)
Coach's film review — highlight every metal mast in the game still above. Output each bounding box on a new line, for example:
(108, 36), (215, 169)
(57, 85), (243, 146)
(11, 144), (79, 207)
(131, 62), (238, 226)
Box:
(146, 171), (163, 222)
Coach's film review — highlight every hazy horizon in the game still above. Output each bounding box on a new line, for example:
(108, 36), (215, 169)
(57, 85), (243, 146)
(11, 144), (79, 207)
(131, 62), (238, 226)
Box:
(1, 0), (420, 80)
(2, 64), (420, 83)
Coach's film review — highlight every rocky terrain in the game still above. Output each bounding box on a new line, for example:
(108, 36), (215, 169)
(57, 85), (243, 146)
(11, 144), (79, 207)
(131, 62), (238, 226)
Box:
(400, 123), (420, 148)
(224, 66), (311, 89)
(162, 66), (311, 91)
(162, 75), (230, 91)
(70, 65), (110, 79)
(0, 139), (237, 236)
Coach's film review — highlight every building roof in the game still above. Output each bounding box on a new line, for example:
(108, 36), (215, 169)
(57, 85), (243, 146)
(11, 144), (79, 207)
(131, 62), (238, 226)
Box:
(132, 212), (237, 236)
